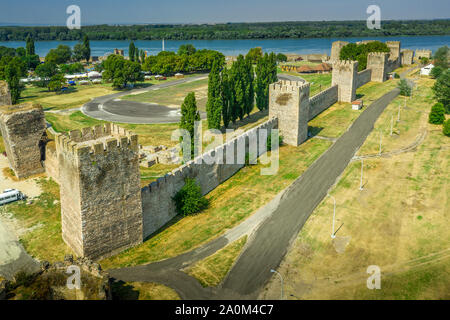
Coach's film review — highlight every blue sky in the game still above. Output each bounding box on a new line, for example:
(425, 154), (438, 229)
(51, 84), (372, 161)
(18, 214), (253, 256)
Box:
(1, 0), (449, 25)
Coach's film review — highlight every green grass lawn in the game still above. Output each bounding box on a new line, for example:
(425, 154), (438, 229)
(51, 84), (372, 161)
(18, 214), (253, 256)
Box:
(122, 77), (209, 111)
(185, 236), (247, 287)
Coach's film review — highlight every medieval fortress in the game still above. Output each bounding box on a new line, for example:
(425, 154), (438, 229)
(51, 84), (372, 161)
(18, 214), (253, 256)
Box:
(0, 40), (420, 260)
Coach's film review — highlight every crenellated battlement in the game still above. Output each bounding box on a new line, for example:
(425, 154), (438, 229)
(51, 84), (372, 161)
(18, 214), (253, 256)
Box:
(56, 124), (138, 159)
(332, 60), (358, 69)
(270, 80), (310, 92)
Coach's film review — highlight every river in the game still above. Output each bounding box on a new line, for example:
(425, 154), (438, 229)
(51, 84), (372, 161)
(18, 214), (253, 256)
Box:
(0, 35), (448, 57)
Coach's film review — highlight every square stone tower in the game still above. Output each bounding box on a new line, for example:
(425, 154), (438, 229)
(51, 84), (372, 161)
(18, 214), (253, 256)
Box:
(401, 49), (414, 65)
(367, 52), (389, 82)
(269, 80), (310, 146)
(331, 60), (358, 103)
(330, 41), (349, 62)
(0, 103), (46, 179)
(56, 123), (143, 260)
(0, 81), (11, 106)
(386, 41), (401, 61)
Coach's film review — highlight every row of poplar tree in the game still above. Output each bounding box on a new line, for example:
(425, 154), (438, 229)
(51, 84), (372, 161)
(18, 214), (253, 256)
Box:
(206, 52), (278, 129)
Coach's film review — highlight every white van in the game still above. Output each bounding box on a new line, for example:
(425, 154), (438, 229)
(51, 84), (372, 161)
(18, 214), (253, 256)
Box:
(0, 189), (26, 206)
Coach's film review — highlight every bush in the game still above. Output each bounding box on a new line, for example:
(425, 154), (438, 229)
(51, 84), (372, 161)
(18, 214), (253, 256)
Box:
(430, 66), (443, 79)
(443, 119), (450, 137)
(173, 178), (209, 216)
(398, 79), (411, 96)
(267, 134), (283, 151)
(428, 103), (446, 124)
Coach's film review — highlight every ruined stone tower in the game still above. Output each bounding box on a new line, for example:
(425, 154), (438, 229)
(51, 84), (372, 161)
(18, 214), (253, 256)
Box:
(56, 124), (143, 259)
(0, 81), (11, 106)
(269, 80), (310, 146)
(330, 41), (349, 62)
(0, 102), (46, 179)
(331, 60), (358, 103)
(367, 52), (389, 82)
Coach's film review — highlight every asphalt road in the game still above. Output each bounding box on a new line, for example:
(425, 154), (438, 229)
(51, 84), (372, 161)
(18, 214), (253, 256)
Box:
(81, 74), (208, 124)
(109, 88), (400, 299)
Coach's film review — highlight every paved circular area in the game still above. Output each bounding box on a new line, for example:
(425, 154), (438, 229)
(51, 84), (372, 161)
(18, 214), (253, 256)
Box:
(81, 75), (207, 124)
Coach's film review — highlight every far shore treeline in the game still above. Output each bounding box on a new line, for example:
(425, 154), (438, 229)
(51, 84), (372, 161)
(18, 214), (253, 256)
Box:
(0, 20), (449, 41)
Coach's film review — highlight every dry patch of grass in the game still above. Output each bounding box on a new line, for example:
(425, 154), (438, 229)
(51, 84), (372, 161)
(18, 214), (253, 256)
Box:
(111, 281), (180, 300)
(3, 178), (74, 262)
(261, 77), (450, 300)
(185, 236), (247, 287)
(100, 138), (331, 269)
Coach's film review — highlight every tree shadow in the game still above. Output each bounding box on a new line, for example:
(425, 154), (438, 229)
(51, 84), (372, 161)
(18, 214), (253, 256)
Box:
(110, 280), (140, 300)
(220, 109), (269, 133)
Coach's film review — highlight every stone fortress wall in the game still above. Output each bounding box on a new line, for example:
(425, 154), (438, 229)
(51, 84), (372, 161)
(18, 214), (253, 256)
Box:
(141, 118), (278, 238)
(415, 49), (432, 59)
(0, 39), (416, 260)
(55, 123), (143, 260)
(0, 103), (46, 179)
(0, 81), (11, 106)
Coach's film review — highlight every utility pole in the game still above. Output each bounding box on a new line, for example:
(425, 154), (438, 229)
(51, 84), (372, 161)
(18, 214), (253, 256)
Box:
(328, 194), (337, 239)
(270, 270), (284, 300)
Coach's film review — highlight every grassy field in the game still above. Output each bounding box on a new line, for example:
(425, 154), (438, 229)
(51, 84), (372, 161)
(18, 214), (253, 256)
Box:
(185, 236), (247, 287)
(122, 77), (209, 111)
(308, 79), (399, 138)
(111, 281), (180, 300)
(100, 138), (331, 269)
(261, 75), (450, 300)
(20, 76), (194, 111)
(3, 178), (74, 262)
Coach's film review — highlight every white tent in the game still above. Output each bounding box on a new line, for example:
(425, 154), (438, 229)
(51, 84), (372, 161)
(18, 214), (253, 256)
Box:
(88, 71), (102, 79)
(420, 64), (434, 76)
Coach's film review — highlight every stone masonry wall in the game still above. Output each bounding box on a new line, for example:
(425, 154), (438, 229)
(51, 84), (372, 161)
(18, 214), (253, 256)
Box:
(0, 103), (46, 179)
(57, 123), (143, 260)
(0, 81), (11, 106)
(141, 118), (278, 238)
(356, 69), (372, 88)
(308, 85), (338, 119)
(367, 52), (389, 82)
(401, 50), (414, 65)
(44, 142), (59, 183)
(331, 60), (358, 103)
(415, 49), (432, 59)
(330, 41), (348, 62)
(269, 80), (310, 146)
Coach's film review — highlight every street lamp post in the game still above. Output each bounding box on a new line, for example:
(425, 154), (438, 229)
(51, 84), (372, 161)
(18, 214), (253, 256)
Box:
(270, 270), (284, 300)
(328, 194), (337, 239)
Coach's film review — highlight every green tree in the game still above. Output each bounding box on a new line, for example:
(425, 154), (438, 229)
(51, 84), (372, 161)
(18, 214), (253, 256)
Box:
(243, 55), (255, 117)
(443, 119), (450, 137)
(178, 44), (196, 56)
(180, 92), (200, 156)
(25, 35), (35, 56)
(35, 62), (59, 88)
(103, 54), (143, 89)
(255, 52), (277, 111)
(140, 49), (146, 64)
(221, 68), (232, 128)
(5, 58), (25, 104)
(48, 73), (66, 92)
(45, 45), (72, 64)
(276, 53), (287, 62)
(430, 66), (443, 79)
(433, 45), (449, 69)
(432, 69), (450, 113)
(206, 59), (222, 129)
(428, 103), (445, 124)
(173, 178), (208, 216)
(129, 42), (136, 62)
(340, 41), (390, 71)
(398, 79), (412, 96)
(246, 47), (263, 64)
(82, 34), (91, 61)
